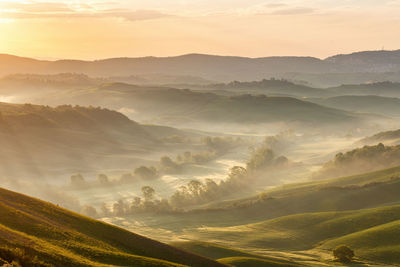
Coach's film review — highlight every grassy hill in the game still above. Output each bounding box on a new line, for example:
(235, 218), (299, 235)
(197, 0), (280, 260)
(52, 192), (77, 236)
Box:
(0, 187), (226, 267)
(53, 83), (363, 128)
(0, 102), (162, 179)
(328, 81), (400, 98)
(312, 143), (400, 179)
(185, 206), (400, 266)
(172, 241), (299, 266)
(359, 128), (400, 145)
(309, 95), (400, 117)
(206, 79), (333, 98)
(192, 205), (400, 251)
(218, 257), (297, 267)
(115, 165), (400, 254)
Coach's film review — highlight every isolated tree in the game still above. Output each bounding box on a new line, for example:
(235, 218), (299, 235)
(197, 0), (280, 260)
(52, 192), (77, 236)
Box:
(97, 174), (109, 185)
(333, 245), (354, 263)
(142, 186), (155, 201)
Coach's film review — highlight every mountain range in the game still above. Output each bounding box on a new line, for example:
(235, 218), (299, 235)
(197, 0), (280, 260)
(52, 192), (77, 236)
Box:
(1, 50), (400, 83)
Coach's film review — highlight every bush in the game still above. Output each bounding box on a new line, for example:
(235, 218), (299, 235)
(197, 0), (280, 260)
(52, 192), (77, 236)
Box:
(333, 245), (354, 263)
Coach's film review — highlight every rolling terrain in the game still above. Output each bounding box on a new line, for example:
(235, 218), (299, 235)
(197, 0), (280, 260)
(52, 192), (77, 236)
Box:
(0, 187), (226, 267)
(2, 50), (400, 84)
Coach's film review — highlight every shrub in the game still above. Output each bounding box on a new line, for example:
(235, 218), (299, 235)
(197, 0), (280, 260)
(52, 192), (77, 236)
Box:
(333, 245), (354, 263)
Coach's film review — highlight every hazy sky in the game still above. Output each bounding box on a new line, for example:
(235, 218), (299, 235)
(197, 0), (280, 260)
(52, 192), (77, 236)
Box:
(0, 0), (399, 59)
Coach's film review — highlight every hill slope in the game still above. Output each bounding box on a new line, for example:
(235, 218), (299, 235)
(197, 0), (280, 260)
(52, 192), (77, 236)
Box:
(0, 187), (225, 267)
(187, 205), (400, 265)
(309, 95), (400, 117)
(0, 102), (160, 180)
(2, 50), (400, 82)
(50, 83), (363, 129)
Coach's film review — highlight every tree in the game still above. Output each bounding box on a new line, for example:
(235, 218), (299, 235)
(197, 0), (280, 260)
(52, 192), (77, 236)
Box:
(134, 166), (158, 180)
(100, 202), (110, 217)
(246, 148), (275, 171)
(97, 174), (109, 185)
(142, 186), (155, 201)
(81, 205), (98, 218)
(70, 174), (86, 187)
(333, 245), (354, 263)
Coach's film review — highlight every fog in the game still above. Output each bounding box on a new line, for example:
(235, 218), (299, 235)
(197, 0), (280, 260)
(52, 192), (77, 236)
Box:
(1, 72), (400, 252)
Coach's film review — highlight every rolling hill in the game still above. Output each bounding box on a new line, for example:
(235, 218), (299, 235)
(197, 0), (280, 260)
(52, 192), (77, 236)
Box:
(186, 205), (400, 265)
(0, 102), (197, 185)
(0, 187), (226, 267)
(205, 79), (333, 98)
(309, 95), (400, 117)
(2, 49), (400, 83)
(359, 128), (400, 145)
(46, 83), (364, 129)
(327, 81), (400, 98)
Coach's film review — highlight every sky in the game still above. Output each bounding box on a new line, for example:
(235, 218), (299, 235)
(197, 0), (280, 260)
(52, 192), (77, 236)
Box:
(0, 0), (399, 60)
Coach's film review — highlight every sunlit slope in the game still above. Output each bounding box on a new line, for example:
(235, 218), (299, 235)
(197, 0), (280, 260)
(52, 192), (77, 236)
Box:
(319, 220), (400, 264)
(190, 206), (400, 265)
(202, 166), (400, 220)
(148, 166), (400, 233)
(218, 257), (297, 267)
(172, 241), (299, 266)
(0, 187), (226, 267)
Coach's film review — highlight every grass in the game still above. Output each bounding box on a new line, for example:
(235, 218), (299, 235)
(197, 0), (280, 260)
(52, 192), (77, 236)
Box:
(182, 205), (400, 266)
(0, 187), (226, 267)
(320, 220), (400, 264)
(218, 257), (298, 267)
(171, 241), (300, 265)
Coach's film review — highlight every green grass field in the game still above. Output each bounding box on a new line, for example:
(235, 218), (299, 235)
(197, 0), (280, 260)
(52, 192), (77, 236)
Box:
(0, 187), (226, 267)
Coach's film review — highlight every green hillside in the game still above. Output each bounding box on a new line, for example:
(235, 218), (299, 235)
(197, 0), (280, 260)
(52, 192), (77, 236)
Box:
(0, 187), (226, 267)
(188, 206), (400, 265)
(319, 220), (400, 264)
(218, 257), (297, 267)
(172, 241), (299, 266)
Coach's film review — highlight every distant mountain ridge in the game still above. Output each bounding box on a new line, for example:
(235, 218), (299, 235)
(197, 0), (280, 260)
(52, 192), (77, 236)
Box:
(1, 49), (400, 82)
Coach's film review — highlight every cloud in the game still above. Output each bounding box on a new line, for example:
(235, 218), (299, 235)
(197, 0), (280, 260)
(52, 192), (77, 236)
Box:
(265, 3), (287, 9)
(103, 9), (172, 21)
(271, 7), (315, 15)
(0, 1), (73, 13)
(0, 1), (171, 21)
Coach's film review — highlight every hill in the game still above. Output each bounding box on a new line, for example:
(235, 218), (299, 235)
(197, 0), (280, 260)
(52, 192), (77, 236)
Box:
(172, 241), (299, 266)
(312, 143), (400, 179)
(52, 83), (363, 129)
(359, 129), (400, 145)
(327, 81), (400, 98)
(309, 95), (400, 117)
(2, 50), (400, 83)
(186, 205), (400, 265)
(205, 79), (333, 98)
(0, 187), (226, 267)
(121, 166), (400, 242)
(0, 102), (197, 190)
